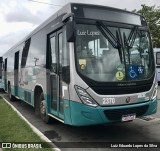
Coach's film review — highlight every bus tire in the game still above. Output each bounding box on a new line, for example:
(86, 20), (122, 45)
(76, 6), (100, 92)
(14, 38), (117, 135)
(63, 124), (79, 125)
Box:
(8, 84), (15, 102)
(39, 92), (51, 124)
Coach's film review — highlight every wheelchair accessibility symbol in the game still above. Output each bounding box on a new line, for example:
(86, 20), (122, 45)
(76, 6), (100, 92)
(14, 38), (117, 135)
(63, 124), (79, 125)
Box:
(129, 67), (137, 78)
(128, 66), (139, 79)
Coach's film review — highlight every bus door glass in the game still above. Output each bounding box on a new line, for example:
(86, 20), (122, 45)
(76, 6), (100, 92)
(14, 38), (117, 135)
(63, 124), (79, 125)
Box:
(58, 32), (64, 119)
(156, 52), (160, 82)
(49, 31), (64, 119)
(156, 52), (160, 65)
(14, 51), (19, 96)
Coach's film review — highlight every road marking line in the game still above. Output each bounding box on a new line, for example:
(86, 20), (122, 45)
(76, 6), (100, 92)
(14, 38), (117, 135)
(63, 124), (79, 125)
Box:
(1, 95), (61, 151)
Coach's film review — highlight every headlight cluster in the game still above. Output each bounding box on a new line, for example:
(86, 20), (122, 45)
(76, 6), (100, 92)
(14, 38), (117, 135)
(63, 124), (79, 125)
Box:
(75, 85), (98, 107)
(151, 83), (158, 100)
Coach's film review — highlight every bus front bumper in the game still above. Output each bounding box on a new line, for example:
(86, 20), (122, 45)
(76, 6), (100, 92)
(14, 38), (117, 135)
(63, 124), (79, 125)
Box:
(69, 98), (157, 126)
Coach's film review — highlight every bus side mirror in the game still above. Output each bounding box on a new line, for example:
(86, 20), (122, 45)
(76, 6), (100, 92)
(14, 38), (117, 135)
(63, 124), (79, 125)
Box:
(66, 21), (75, 42)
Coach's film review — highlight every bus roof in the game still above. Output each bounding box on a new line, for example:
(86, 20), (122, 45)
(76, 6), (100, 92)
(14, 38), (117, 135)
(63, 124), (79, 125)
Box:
(3, 3), (145, 55)
(27, 3), (145, 37)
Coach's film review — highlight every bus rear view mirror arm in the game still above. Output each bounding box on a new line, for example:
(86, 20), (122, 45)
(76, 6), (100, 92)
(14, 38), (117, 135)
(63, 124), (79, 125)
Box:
(66, 21), (76, 42)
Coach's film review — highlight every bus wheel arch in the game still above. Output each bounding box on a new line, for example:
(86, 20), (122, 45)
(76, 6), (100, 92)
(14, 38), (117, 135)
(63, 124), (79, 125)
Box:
(8, 81), (14, 101)
(34, 85), (43, 115)
(34, 85), (51, 123)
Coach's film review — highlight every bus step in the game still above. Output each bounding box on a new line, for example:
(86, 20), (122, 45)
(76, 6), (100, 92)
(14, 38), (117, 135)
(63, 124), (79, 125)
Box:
(15, 96), (20, 100)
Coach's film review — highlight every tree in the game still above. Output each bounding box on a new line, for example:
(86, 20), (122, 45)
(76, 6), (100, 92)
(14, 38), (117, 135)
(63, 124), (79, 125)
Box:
(134, 5), (160, 48)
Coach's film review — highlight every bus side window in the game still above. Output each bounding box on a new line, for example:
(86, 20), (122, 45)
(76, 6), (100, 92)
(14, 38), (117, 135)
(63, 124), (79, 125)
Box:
(2, 63), (4, 71)
(156, 52), (160, 65)
(21, 38), (31, 68)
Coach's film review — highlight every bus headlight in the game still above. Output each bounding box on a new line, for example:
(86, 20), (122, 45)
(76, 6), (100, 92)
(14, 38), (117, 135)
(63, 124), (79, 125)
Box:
(151, 83), (158, 100)
(75, 85), (98, 107)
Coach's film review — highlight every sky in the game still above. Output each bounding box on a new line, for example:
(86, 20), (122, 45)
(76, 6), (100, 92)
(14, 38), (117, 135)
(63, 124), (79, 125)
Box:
(0, 0), (160, 56)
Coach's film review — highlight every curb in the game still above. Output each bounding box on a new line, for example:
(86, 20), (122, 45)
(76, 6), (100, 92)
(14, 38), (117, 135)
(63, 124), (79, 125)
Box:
(0, 95), (61, 151)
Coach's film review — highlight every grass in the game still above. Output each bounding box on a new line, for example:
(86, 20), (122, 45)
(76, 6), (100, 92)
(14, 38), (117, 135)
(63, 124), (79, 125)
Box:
(0, 96), (54, 151)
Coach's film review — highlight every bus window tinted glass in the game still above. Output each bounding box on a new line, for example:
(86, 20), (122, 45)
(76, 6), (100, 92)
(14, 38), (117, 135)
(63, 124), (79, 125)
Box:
(83, 8), (141, 25)
(50, 36), (57, 72)
(75, 24), (123, 82)
(156, 52), (160, 65)
(126, 30), (154, 80)
(21, 38), (31, 68)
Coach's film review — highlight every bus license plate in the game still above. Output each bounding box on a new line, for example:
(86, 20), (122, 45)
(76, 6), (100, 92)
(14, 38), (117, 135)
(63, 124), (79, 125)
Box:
(121, 114), (136, 122)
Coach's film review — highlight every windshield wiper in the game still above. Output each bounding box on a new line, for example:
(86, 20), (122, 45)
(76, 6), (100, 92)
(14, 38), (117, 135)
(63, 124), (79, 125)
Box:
(127, 26), (138, 48)
(116, 30), (123, 63)
(123, 26), (138, 64)
(123, 32), (131, 64)
(96, 21), (123, 62)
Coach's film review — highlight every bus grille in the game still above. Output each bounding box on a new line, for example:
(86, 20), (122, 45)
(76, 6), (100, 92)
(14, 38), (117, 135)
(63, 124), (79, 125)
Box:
(104, 105), (149, 121)
(91, 83), (152, 95)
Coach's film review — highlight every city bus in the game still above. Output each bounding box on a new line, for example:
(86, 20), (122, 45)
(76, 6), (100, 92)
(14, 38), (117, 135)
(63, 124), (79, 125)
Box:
(0, 3), (158, 126)
(154, 48), (160, 84)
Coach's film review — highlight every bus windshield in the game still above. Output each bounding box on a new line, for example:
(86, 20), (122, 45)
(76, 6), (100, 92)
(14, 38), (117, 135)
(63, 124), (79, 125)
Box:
(75, 24), (154, 82)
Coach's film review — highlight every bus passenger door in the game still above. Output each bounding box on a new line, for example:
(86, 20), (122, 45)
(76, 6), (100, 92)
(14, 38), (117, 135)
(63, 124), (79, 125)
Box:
(57, 31), (64, 119)
(14, 51), (19, 96)
(49, 34), (58, 116)
(49, 31), (64, 120)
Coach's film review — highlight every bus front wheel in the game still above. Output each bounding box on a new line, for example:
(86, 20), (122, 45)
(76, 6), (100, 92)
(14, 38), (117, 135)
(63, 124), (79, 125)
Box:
(39, 92), (51, 124)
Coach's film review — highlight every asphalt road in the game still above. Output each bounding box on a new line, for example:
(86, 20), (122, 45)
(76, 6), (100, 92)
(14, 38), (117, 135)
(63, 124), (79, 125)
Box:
(0, 87), (160, 151)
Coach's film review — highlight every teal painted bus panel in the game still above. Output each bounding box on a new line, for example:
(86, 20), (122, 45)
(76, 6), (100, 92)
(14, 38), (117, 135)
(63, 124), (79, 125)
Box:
(19, 87), (24, 100)
(63, 99), (72, 125)
(98, 98), (157, 123)
(69, 98), (158, 126)
(143, 98), (157, 116)
(8, 85), (17, 96)
(45, 96), (70, 123)
(31, 92), (34, 106)
(14, 86), (18, 96)
(4, 79), (7, 91)
(11, 86), (35, 107)
(45, 94), (58, 116)
(7, 85), (158, 126)
(70, 101), (104, 126)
